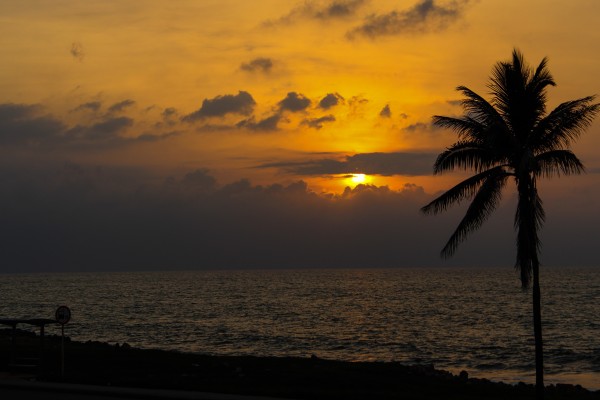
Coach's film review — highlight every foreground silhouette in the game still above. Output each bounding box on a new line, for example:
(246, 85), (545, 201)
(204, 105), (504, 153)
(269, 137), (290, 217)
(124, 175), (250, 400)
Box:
(2, 330), (599, 399)
(422, 49), (599, 399)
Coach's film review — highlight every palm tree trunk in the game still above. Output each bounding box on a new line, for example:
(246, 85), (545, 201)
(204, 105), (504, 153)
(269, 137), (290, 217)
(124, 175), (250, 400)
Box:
(532, 258), (544, 399)
(517, 173), (544, 399)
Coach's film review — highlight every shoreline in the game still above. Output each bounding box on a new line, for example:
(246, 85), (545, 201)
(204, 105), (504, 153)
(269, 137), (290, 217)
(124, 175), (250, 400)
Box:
(1, 330), (599, 399)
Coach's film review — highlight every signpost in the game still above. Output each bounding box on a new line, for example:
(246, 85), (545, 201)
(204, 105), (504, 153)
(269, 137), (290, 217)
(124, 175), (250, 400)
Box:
(55, 306), (71, 378)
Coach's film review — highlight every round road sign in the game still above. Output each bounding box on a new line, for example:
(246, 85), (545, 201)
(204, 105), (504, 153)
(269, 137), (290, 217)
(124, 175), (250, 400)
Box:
(55, 305), (71, 325)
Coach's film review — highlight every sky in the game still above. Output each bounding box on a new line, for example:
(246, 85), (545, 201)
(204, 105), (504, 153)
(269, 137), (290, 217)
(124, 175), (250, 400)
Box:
(1, 0), (599, 273)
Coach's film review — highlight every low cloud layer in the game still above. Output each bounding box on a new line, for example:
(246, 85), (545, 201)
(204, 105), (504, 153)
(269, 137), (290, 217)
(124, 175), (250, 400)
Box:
(1, 162), (595, 273)
(0, 163), (506, 272)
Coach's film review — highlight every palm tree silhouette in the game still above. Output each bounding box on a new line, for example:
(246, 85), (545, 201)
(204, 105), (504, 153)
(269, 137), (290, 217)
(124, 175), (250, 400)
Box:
(421, 49), (598, 399)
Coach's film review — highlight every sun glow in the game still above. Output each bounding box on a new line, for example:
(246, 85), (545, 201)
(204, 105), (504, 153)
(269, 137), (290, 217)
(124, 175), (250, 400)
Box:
(351, 174), (367, 184)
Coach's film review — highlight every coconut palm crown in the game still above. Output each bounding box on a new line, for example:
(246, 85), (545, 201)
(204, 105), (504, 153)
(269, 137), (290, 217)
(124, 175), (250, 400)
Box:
(421, 49), (598, 398)
(422, 49), (598, 287)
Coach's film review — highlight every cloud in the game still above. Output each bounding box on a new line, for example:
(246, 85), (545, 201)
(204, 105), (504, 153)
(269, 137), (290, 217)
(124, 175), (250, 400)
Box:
(348, 95), (369, 116)
(162, 107), (178, 118)
(240, 57), (274, 73)
(347, 0), (471, 39)
(70, 42), (84, 61)
(135, 131), (180, 142)
(256, 152), (437, 176)
(0, 103), (66, 146)
(265, 0), (368, 25)
(318, 93), (344, 109)
(183, 91), (256, 122)
(0, 102), (40, 120)
(108, 99), (136, 114)
(0, 102), (182, 150)
(302, 115), (336, 129)
(380, 104), (392, 118)
(182, 168), (217, 191)
(236, 114), (283, 132)
(404, 122), (431, 132)
(67, 117), (134, 141)
(72, 101), (102, 113)
(278, 92), (311, 112)
(314, 0), (369, 19)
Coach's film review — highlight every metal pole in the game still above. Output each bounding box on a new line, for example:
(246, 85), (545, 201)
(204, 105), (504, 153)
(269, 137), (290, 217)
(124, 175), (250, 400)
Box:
(61, 324), (65, 378)
(10, 324), (16, 366)
(40, 324), (45, 370)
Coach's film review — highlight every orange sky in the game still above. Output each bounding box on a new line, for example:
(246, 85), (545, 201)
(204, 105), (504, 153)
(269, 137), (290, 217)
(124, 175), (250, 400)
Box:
(1, 1), (599, 271)
(2, 0), (598, 193)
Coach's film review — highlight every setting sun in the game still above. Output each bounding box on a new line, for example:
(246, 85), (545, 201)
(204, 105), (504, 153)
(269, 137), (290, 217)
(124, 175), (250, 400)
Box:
(351, 174), (367, 184)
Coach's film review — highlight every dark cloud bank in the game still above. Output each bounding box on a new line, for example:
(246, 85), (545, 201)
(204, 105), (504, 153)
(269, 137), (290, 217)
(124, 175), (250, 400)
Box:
(0, 103), (174, 148)
(0, 163), (596, 273)
(258, 152), (437, 176)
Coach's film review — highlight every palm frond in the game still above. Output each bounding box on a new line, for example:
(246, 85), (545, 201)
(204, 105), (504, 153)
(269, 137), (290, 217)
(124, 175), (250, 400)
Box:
(455, 86), (508, 133)
(432, 140), (502, 174)
(432, 115), (484, 139)
(421, 166), (509, 215)
(533, 191), (545, 231)
(527, 56), (555, 112)
(531, 56), (555, 91)
(441, 170), (510, 258)
(515, 187), (545, 288)
(533, 96), (599, 150)
(533, 150), (585, 178)
(489, 59), (514, 117)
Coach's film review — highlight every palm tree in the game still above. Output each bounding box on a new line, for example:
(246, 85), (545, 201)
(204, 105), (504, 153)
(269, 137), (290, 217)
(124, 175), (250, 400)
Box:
(421, 49), (598, 399)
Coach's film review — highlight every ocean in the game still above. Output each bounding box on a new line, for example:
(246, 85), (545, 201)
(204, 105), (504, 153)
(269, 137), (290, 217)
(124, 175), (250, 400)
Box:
(1, 267), (598, 389)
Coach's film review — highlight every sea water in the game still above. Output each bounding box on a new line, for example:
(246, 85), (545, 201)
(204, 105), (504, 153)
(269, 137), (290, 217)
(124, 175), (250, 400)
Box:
(0, 267), (598, 389)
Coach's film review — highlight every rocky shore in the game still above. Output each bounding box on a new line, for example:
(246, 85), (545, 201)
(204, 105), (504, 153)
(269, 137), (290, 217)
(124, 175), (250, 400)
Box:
(1, 329), (598, 399)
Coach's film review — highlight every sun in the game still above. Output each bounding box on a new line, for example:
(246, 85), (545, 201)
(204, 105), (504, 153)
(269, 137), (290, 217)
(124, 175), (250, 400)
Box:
(351, 174), (367, 184)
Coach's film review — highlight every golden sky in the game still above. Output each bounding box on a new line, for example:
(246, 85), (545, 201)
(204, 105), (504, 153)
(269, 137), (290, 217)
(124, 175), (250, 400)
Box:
(1, 0), (599, 271)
